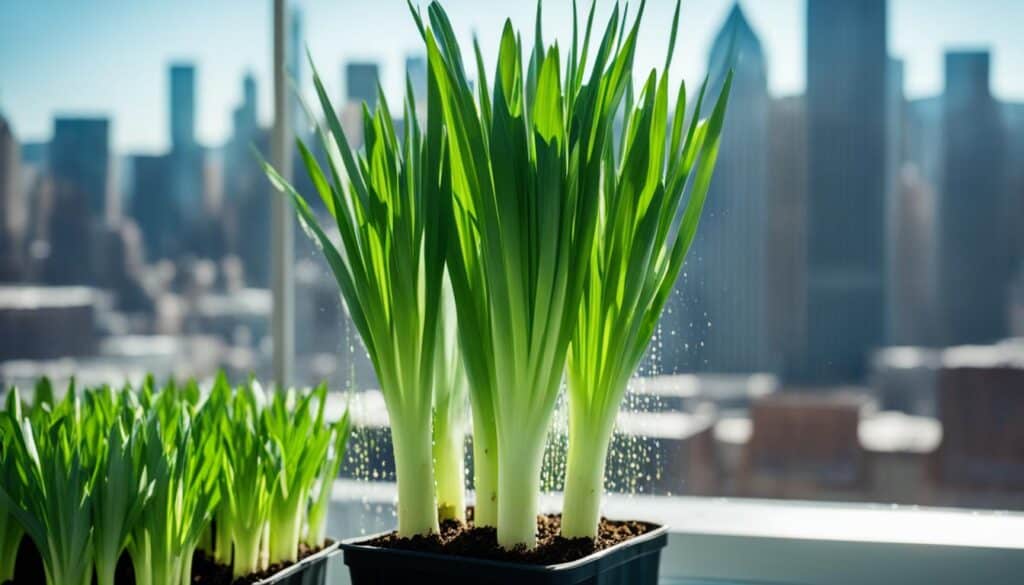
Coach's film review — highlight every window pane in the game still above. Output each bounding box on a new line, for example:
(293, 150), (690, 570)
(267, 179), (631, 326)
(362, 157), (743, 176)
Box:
(2, 0), (1023, 516)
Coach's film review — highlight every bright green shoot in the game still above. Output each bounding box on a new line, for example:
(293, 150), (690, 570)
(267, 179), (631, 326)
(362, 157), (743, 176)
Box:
(262, 50), (449, 536)
(0, 376), (350, 583)
(305, 409), (351, 548)
(432, 276), (469, 523)
(130, 400), (221, 585)
(562, 0), (733, 538)
(0, 387), (94, 585)
(415, 0), (640, 548)
(92, 392), (153, 585)
(0, 391), (25, 582)
(220, 380), (274, 578)
(264, 384), (333, 564)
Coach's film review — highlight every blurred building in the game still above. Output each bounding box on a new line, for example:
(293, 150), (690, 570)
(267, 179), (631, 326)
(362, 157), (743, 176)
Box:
(766, 95), (807, 374)
(803, 0), (888, 382)
(44, 117), (111, 285)
(223, 73), (271, 286)
(932, 343), (1024, 506)
(168, 63), (206, 223)
(345, 62), (380, 110)
(130, 154), (175, 261)
(406, 54), (428, 115)
(888, 58), (940, 346)
(889, 166), (939, 343)
(905, 96), (943, 187)
(0, 114), (24, 281)
(1002, 102), (1024, 298)
(938, 51), (1010, 345)
(170, 63), (196, 151)
(870, 346), (941, 416)
(0, 286), (98, 360)
(672, 5), (769, 373)
(49, 117), (110, 218)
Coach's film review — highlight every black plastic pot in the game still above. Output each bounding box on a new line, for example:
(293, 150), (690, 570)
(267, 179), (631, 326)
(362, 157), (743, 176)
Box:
(341, 524), (668, 585)
(254, 542), (341, 585)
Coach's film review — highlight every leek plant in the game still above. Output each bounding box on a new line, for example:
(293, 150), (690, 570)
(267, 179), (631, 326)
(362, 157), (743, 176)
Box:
(129, 400), (221, 585)
(91, 392), (153, 585)
(562, 1), (733, 535)
(0, 375), (350, 584)
(0, 387), (94, 585)
(432, 276), (469, 523)
(305, 408), (352, 548)
(220, 381), (274, 578)
(0, 392), (24, 582)
(264, 385), (333, 563)
(415, 0), (641, 547)
(262, 47), (450, 536)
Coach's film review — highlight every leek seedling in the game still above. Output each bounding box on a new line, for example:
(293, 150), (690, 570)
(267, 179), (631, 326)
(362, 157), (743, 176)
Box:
(0, 388), (94, 585)
(0, 376), (350, 583)
(263, 384), (332, 564)
(92, 394), (153, 585)
(305, 409), (352, 549)
(0, 391), (25, 582)
(222, 382), (275, 578)
(262, 51), (449, 536)
(416, 0), (641, 547)
(432, 276), (469, 523)
(563, 2), (733, 537)
(130, 403), (220, 585)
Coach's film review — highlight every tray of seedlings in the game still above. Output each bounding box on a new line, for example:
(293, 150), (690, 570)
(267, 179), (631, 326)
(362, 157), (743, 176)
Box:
(261, 0), (731, 581)
(0, 375), (351, 585)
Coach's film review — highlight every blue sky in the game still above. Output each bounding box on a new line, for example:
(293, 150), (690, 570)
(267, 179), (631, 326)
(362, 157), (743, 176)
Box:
(1, 0), (1022, 152)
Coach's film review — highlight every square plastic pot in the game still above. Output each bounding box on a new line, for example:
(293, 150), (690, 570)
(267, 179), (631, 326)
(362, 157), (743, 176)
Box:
(252, 542), (341, 585)
(341, 524), (668, 585)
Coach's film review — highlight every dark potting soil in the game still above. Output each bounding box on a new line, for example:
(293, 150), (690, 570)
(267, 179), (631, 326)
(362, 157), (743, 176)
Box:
(3, 536), (329, 585)
(192, 542), (328, 585)
(367, 508), (655, 565)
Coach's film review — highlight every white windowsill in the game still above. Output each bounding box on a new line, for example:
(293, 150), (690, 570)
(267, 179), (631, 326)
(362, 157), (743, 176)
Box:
(326, 479), (1024, 585)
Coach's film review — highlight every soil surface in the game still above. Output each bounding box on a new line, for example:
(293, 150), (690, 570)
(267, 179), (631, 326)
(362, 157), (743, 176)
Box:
(192, 542), (327, 584)
(367, 508), (655, 565)
(4, 537), (329, 585)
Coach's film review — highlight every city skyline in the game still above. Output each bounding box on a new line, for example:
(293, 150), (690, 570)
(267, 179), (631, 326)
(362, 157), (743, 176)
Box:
(0, 0), (1021, 387)
(2, 0), (1024, 152)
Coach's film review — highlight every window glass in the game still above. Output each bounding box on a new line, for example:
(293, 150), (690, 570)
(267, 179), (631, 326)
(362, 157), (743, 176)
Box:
(1, 0), (1022, 514)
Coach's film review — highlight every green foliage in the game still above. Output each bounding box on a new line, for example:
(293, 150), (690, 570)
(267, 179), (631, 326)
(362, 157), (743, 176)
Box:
(412, 0), (650, 548)
(262, 37), (454, 536)
(562, 0), (732, 538)
(0, 375), (350, 585)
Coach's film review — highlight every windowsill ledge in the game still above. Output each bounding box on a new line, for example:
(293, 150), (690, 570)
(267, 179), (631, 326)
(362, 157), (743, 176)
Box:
(328, 479), (1024, 585)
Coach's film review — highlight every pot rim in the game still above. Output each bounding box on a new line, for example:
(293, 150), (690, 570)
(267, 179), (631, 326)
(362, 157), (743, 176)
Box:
(340, 521), (668, 573)
(252, 540), (342, 584)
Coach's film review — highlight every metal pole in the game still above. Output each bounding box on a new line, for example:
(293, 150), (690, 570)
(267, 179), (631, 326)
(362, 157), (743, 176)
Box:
(271, 0), (294, 387)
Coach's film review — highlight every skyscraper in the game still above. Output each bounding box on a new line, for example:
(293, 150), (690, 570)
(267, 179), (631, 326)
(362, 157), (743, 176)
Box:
(406, 54), (428, 114)
(669, 4), (769, 374)
(170, 64), (196, 151)
(130, 154), (174, 261)
(804, 0), (888, 382)
(50, 117), (110, 218)
(938, 51), (1009, 344)
(46, 117), (110, 284)
(224, 74), (272, 286)
(766, 95), (807, 374)
(345, 62), (380, 109)
(168, 63), (205, 219)
(1005, 102), (1024, 282)
(0, 114), (23, 280)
